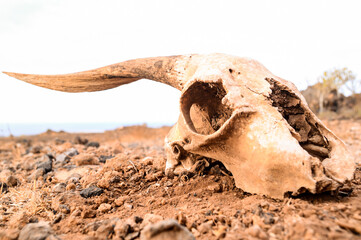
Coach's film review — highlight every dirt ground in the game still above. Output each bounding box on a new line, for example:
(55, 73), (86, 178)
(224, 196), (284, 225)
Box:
(0, 120), (360, 240)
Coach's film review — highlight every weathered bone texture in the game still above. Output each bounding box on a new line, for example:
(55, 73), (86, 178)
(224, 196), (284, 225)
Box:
(4, 53), (355, 199)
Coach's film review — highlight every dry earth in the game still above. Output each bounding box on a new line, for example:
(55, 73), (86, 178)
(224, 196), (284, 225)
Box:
(0, 120), (360, 240)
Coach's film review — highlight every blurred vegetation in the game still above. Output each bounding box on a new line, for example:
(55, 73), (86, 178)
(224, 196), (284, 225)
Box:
(301, 68), (361, 119)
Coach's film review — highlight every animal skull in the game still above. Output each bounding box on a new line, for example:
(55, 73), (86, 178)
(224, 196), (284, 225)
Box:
(4, 53), (355, 198)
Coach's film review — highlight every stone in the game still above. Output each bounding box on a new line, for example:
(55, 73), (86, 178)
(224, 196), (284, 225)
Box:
(114, 221), (131, 238)
(74, 136), (88, 145)
(80, 186), (104, 198)
(64, 148), (79, 157)
(18, 221), (54, 240)
(30, 168), (45, 181)
(73, 153), (99, 166)
(86, 142), (100, 148)
(55, 153), (69, 163)
(98, 203), (112, 213)
(6, 175), (19, 187)
(140, 219), (195, 240)
(52, 183), (66, 193)
(0, 228), (19, 240)
(81, 209), (97, 218)
(36, 155), (53, 173)
(198, 221), (212, 234)
(141, 214), (164, 228)
(245, 225), (268, 240)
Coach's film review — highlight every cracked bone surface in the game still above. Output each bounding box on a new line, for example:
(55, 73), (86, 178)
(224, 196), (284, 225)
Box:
(4, 53), (355, 199)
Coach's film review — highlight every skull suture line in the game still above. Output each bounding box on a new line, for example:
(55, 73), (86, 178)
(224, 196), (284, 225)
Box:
(4, 53), (355, 199)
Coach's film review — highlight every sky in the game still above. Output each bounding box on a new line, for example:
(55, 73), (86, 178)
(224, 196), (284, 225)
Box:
(1, 0), (361, 133)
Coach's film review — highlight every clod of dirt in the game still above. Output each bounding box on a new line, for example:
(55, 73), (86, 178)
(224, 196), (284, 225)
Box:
(80, 186), (104, 198)
(140, 219), (195, 240)
(18, 221), (55, 240)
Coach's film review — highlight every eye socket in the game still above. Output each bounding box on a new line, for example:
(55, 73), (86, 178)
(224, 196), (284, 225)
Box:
(180, 82), (232, 135)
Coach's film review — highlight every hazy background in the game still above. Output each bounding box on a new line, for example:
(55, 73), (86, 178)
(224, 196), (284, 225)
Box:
(1, 0), (361, 136)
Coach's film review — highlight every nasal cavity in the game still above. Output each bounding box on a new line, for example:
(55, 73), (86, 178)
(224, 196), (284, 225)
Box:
(181, 82), (232, 135)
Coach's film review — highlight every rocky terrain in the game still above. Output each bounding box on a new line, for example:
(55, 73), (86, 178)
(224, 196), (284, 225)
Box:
(0, 120), (360, 240)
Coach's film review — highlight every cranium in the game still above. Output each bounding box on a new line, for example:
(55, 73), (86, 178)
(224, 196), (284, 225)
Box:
(4, 53), (355, 198)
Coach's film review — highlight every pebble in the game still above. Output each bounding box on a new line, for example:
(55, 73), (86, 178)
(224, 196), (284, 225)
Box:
(66, 182), (76, 191)
(18, 221), (55, 240)
(64, 148), (79, 157)
(0, 228), (20, 240)
(245, 225), (268, 240)
(98, 203), (112, 213)
(124, 203), (134, 210)
(81, 209), (97, 218)
(140, 219), (195, 240)
(198, 221), (213, 234)
(114, 221), (131, 238)
(6, 175), (19, 187)
(30, 146), (42, 154)
(52, 183), (66, 193)
(212, 225), (227, 238)
(30, 168), (45, 181)
(86, 142), (100, 148)
(176, 212), (187, 226)
(207, 183), (223, 193)
(73, 153), (99, 166)
(80, 186), (104, 198)
(141, 214), (164, 227)
(36, 155), (53, 173)
(55, 153), (69, 163)
(74, 136), (88, 145)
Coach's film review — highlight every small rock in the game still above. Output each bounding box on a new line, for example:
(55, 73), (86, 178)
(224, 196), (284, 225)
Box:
(141, 157), (153, 165)
(81, 209), (97, 218)
(73, 153), (99, 166)
(115, 196), (128, 207)
(36, 155), (53, 173)
(0, 228), (20, 240)
(30, 168), (45, 181)
(245, 225), (268, 240)
(114, 221), (131, 238)
(207, 183), (222, 193)
(59, 204), (70, 214)
(1, 182), (9, 193)
(134, 216), (143, 224)
(142, 214), (164, 227)
(140, 219), (195, 240)
(66, 182), (76, 191)
(6, 175), (19, 187)
(52, 183), (66, 193)
(30, 146), (42, 154)
(198, 221), (212, 234)
(80, 186), (104, 198)
(98, 203), (112, 213)
(64, 148), (79, 157)
(212, 225), (227, 238)
(55, 153), (69, 163)
(74, 136), (88, 145)
(126, 232), (140, 240)
(124, 203), (134, 210)
(86, 142), (100, 148)
(99, 155), (114, 163)
(18, 221), (55, 240)
(176, 212), (187, 226)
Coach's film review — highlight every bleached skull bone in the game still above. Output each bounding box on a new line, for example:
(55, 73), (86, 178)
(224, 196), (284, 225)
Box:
(4, 53), (355, 199)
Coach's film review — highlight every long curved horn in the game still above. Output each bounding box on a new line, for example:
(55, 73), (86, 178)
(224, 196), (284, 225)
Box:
(3, 55), (187, 92)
